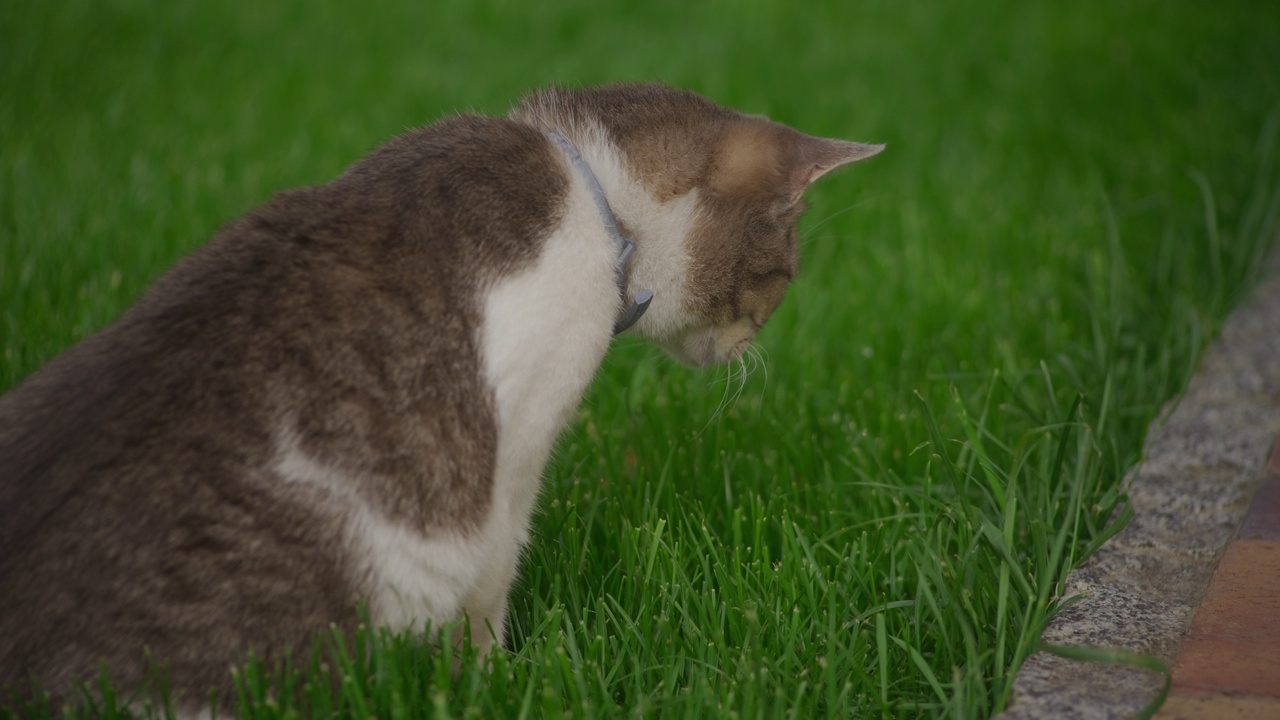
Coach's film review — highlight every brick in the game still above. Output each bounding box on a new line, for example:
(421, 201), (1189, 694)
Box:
(1156, 693), (1280, 719)
(1240, 475), (1280, 541)
(1170, 540), (1280, 698)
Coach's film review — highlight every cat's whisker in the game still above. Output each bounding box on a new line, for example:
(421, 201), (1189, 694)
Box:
(698, 362), (735, 434)
(721, 350), (755, 415)
(699, 342), (771, 433)
(799, 197), (881, 251)
(741, 344), (770, 419)
(732, 355), (749, 409)
(749, 344), (769, 386)
(728, 357), (745, 409)
(800, 204), (860, 240)
(800, 231), (872, 251)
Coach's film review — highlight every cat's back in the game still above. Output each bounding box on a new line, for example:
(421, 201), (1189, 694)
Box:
(0, 112), (570, 525)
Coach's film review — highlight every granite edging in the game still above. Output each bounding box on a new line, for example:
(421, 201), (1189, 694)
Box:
(995, 265), (1280, 720)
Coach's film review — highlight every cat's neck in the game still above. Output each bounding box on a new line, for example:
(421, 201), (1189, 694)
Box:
(544, 132), (651, 334)
(544, 123), (701, 343)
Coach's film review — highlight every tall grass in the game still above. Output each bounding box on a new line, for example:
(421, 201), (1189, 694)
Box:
(2, 0), (1279, 717)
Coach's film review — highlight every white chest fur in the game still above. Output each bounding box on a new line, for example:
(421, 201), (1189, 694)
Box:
(277, 142), (624, 648)
(469, 152), (621, 602)
(479, 166), (620, 542)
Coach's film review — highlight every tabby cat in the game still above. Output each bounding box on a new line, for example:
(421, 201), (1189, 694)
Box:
(0, 83), (881, 712)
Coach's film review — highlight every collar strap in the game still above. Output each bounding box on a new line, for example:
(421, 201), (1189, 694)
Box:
(545, 132), (654, 334)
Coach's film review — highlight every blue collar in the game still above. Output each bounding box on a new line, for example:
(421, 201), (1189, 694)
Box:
(545, 132), (654, 334)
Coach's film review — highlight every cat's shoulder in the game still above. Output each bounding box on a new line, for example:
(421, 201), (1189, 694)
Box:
(333, 113), (569, 204)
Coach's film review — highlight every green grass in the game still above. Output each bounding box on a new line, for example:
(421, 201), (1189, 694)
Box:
(3, 0), (1280, 717)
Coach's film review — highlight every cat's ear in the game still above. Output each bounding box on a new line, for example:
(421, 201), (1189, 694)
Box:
(711, 118), (883, 202)
(786, 134), (884, 202)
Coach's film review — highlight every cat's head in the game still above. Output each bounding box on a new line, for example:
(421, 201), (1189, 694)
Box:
(513, 84), (882, 366)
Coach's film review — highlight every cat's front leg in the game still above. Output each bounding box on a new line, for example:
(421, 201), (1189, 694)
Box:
(450, 597), (507, 659)
(455, 532), (524, 656)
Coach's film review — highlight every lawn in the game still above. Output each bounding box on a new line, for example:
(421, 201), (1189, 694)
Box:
(3, 0), (1279, 717)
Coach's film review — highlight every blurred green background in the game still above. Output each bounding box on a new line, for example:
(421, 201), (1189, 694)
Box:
(2, 1), (1279, 717)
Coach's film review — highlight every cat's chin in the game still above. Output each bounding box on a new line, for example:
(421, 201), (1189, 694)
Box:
(662, 325), (754, 367)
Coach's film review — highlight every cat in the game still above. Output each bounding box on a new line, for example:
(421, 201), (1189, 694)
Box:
(0, 82), (882, 714)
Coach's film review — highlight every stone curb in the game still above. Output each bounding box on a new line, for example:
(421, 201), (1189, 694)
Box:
(996, 263), (1280, 720)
